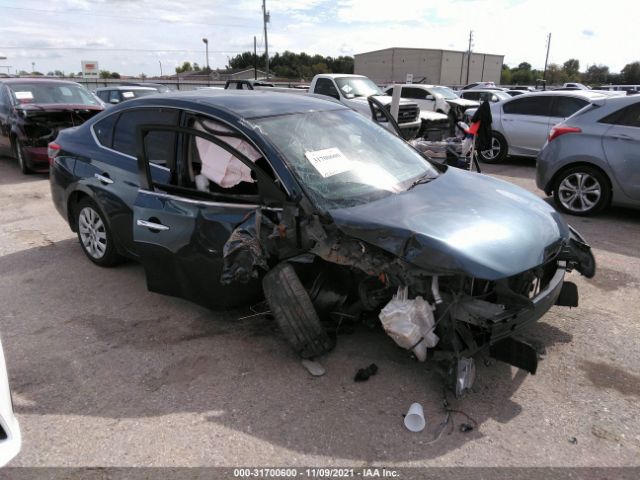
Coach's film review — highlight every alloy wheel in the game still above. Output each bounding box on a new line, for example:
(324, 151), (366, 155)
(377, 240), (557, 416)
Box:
(481, 137), (501, 160)
(558, 172), (602, 213)
(78, 207), (108, 259)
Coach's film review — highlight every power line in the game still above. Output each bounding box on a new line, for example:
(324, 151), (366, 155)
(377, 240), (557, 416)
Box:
(0, 5), (259, 29)
(0, 46), (247, 53)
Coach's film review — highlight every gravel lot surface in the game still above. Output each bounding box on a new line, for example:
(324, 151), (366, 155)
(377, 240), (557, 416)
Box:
(1, 154), (638, 468)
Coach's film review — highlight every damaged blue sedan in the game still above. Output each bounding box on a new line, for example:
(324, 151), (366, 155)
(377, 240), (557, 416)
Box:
(49, 91), (595, 395)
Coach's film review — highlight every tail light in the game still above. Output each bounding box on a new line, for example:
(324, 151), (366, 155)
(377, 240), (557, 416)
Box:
(548, 124), (581, 142)
(47, 142), (61, 165)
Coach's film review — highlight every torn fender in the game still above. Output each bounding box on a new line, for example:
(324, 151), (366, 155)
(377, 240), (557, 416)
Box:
(220, 211), (272, 285)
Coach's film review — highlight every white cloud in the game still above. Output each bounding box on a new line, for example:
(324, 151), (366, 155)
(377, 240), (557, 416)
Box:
(0, 0), (636, 75)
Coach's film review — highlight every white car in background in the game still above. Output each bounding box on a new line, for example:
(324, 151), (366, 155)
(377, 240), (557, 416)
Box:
(464, 90), (608, 163)
(384, 84), (479, 125)
(0, 336), (20, 466)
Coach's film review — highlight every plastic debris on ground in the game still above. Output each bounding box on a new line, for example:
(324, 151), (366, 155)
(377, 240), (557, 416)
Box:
(301, 359), (326, 377)
(378, 286), (439, 362)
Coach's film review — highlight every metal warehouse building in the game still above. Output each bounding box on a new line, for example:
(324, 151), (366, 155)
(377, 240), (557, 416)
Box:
(354, 47), (504, 86)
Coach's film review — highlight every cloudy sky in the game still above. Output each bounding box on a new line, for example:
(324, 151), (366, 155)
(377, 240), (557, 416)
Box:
(0, 0), (636, 77)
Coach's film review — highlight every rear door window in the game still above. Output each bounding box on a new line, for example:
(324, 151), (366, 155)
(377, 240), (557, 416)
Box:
(600, 103), (640, 127)
(93, 113), (118, 148)
(112, 108), (179, 172)
(551, 96), (589, 118)
(503, 96), (553, 116)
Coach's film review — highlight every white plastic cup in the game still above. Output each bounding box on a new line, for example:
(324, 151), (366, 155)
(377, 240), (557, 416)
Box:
(404, 402), (426, 432)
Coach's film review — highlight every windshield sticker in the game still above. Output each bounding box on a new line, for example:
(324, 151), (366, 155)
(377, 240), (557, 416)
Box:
(14, 91), (34, 100)
(305, 147), (353, 178)
(341, 84), (353, 94)
(122, 91), (135, 98)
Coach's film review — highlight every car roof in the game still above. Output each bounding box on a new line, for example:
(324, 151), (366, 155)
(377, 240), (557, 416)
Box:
(96, 86), (157, 91)
(0, 78), (83, 86)
(515, 90), (608, 100)
(463, 88), (506, 93)
(118, 90), (348, 118)
(316, 74), (367, 79)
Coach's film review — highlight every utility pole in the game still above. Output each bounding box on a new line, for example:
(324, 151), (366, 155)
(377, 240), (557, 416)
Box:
(159, 60), (163, 78)
(543, 33), (551, 80)
(465, 30), (473, 85)
(262, 0), (270, 79)
(254, 36), (257, 80)
(202, 38), (210, 71)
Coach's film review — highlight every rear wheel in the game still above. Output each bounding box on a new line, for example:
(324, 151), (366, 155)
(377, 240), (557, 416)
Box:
(14, 139), (32, 174)
(75, 198), (122, 266)
(478, 132), (507, 163)
(263, 263), (334, 359)
(553, 165), (611, 216)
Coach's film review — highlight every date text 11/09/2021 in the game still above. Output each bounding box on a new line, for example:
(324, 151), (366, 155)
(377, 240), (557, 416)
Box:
(233, 468), (400, 478)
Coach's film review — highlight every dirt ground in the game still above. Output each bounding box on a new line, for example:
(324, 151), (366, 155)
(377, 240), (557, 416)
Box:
(1, 154), (639, 468)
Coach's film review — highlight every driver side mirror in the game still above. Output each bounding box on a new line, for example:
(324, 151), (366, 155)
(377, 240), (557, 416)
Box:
(425, 95), (435, 101)
(109, 98), (120, 105)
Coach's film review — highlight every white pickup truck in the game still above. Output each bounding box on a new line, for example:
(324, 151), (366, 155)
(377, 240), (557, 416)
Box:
(308, 74), (443, 138)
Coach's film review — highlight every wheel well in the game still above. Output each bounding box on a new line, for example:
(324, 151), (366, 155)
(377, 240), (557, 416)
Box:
(67, 191), (90, 232)
(549, 162), (612, 197)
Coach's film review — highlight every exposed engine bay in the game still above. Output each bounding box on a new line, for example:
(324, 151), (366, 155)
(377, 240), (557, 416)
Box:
(220, 205), (595, 396)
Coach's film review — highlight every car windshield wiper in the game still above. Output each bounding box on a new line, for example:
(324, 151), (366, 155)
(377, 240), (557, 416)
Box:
(406, 173), (434, 191)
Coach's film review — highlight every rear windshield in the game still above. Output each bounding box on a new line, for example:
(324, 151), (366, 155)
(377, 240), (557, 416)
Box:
(8, 82), (101, 106)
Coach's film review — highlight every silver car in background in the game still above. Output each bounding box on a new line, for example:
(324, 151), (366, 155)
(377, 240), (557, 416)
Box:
(536, 95), (640, 216)
(465, 90), (608, 163)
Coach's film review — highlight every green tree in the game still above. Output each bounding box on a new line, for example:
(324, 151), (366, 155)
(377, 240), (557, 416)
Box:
(511, 62), (533, 84)
(110, 72), (121, 79)
(582, 64), (609, 85)
(175, 61), (193, 74)
(99, 70), (111, 79)
(621, 61), (640, 84)
(545, 63), (566, 85)
(563, 59), (580, 81)
(500, 64), (512, 84)
(193, 62), (201, 72)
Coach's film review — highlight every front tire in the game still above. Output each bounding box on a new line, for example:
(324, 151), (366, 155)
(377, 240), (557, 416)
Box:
(75, 198), (122, 267)
(478, 132), (507, 163)
(552, 166), (611, 216)
(14, 139), (33, 174)
(263, 263), (334, 359)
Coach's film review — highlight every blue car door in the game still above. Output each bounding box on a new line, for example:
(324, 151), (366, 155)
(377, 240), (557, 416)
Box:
(131, 117), (288, 309)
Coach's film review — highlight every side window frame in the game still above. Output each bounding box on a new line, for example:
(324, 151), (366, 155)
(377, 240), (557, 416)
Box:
(600, 103), (640, 127)
(315, 78), (340, 99)
(136, 124), (287, 207)
(503, 96), (552, 116)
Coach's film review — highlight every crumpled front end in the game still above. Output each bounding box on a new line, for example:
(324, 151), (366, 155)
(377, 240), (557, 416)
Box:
(219, 192), (596, 396)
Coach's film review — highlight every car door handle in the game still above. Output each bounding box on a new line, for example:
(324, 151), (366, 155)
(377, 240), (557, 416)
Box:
(612, 133), (633, 141)
(94, 173), (114, 184)
(136, 219), (170, 231)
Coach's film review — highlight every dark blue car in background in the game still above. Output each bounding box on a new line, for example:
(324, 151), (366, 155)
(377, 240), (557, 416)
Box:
(49, 90), (595, 395)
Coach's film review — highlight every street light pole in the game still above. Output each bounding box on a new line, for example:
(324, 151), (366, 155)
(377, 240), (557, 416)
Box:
(202, 38), (209, 71)
(262, 0), (270, 79)
(159, 60), (163, 78)
(543, 33), (551, 81)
